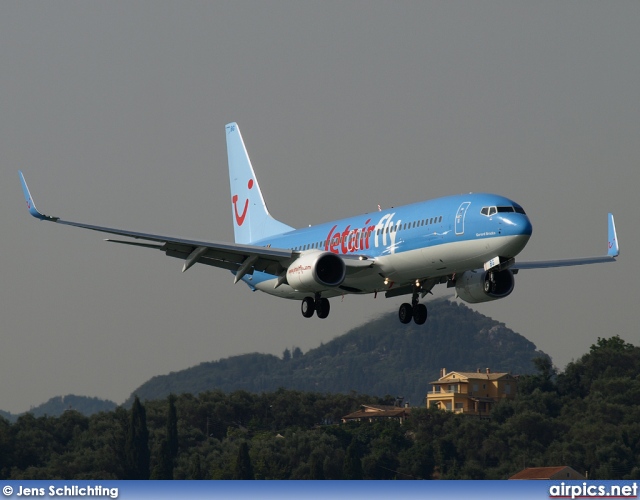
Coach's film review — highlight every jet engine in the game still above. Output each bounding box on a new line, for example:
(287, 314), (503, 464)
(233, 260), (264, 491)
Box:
(455, 268), (515, 303)
(286, 251), (346, 292)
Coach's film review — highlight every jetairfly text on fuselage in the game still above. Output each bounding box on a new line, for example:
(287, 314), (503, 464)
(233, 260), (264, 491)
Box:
(324, 213), (399, 254)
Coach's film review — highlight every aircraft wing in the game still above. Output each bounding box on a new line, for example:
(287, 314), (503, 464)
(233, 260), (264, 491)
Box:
(19, 171), (376, 283)
(513, 213), (619, 270)
(19, 171), (296, 280)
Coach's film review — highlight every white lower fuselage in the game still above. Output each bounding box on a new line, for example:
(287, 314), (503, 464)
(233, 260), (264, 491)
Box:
(250, 233), (530, 300)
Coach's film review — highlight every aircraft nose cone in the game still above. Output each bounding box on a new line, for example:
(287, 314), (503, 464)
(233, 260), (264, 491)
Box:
(520, 217), (533, 236)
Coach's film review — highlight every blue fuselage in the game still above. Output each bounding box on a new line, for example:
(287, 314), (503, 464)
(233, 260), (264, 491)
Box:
(242, 193), (533, 298)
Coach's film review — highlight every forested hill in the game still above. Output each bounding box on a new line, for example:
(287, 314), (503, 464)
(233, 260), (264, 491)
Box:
(127, 299), (549, 406)
(1, 396), (117, 423)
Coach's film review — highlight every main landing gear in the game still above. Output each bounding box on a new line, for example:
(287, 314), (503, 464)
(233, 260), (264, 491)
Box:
(398, 287), (428, 325)
(301, 294), (331, 319)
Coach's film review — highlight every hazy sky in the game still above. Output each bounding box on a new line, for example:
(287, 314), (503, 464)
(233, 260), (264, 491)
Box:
(1, 2), (638, 414)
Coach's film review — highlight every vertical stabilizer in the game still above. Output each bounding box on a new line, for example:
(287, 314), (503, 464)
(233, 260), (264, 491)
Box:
(226, 123), (294, 244)
(607, 213), (619, 257)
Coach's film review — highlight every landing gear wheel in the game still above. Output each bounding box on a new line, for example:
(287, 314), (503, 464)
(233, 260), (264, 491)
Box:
(413, 303), (428, 325)
(484, 279), (491, 293)
(316, 298), (330, 319)
(398, 303), (413, 324)
(301, 297), (315, 318)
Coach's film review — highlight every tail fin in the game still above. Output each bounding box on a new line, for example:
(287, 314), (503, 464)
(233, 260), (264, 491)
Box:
(226, 123), (294, 244)
(607, 213), (619, 258)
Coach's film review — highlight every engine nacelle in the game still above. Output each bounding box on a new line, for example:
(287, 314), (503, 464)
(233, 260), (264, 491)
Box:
(455, 269), (515, 304)
(286, 251), (346, 292)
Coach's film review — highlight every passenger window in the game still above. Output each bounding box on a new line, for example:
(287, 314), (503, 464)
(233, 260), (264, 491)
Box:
(439, 216), (442, 223)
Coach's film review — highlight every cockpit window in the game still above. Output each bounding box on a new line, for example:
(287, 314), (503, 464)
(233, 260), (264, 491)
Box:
(481, 206), (497, 216)
(482, 205), (526, 216)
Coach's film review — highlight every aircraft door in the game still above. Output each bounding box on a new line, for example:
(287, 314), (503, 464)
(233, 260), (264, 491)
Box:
(455, 201), (471, 235)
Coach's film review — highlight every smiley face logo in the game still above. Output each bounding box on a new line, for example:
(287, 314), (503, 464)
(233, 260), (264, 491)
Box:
(232, 179), (254, 226)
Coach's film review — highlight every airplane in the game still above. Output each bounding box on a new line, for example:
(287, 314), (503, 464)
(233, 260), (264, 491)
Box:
(19, 122), (619, 325)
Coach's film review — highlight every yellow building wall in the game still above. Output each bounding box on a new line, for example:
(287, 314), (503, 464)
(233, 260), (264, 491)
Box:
(426, 372), (517, 414)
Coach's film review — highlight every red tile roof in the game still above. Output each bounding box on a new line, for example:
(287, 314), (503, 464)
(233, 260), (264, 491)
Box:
(509, 466), (585, 480)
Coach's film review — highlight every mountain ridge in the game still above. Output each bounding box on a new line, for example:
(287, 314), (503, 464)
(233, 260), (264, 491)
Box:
(125, 298), (549, 405)
(1, 299), (550, 419)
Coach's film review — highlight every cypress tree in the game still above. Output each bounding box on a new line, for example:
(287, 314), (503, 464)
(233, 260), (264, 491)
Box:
(167, 394), (178, 461)
(151, 394), (178, 479)
(233, 441), (254, 479)
(151, 440), (173, 480)
(125, 396), (150, 479)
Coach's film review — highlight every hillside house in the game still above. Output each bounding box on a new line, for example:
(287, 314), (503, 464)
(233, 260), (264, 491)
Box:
(426, 367), (517, 416)
(342, 403), (411, 425)
(509, 466), (586, 480)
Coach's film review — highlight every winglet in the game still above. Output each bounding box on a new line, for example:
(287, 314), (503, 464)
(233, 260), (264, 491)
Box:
(18, 171), (58, 221)
(608, 213), (619, 258)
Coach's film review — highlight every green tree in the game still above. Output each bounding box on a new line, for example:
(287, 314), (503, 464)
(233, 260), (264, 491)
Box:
(125, 396), (150, 479)
(0, 417), (13, 479)
(558, 335), (640, 399)
(343, 440), (363, 479)
(188, 454), (205, 480)
(167, 395), (178, 461)
(233, 441), (254, 479)
(151, 440), (173, 479)
(590, 335), (635, 353)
